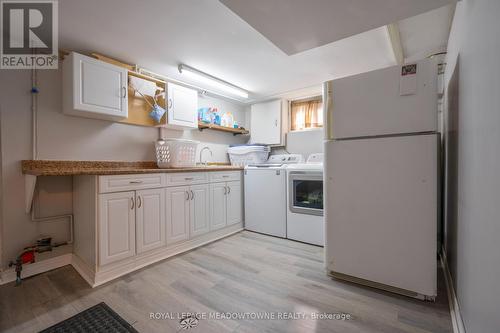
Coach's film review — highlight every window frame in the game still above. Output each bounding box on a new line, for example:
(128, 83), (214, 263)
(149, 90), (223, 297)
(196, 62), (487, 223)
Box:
(288, 95), (323, 132)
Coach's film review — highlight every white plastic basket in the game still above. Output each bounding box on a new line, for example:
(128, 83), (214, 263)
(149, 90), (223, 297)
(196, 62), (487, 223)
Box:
(227, 145), (270, 166)
(155, 138), (199, 168)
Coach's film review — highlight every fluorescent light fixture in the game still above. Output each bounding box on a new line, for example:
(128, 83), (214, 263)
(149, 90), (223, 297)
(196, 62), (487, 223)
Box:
(178, 64), (249, 99)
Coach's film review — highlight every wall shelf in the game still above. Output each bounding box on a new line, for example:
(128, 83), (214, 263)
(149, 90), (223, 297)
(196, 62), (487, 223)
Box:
(198, 122), (249, 136)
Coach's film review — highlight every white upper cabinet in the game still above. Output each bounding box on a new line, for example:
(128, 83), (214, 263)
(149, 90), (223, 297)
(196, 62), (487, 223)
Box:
(250, 99), (286, 146)
(166, 83), (198, 128)
(63, 52), (128, 121)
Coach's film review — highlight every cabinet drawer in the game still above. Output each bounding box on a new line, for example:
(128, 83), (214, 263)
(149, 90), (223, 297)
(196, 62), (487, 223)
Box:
(209, 171), (242, 183)
(166, 172), (208, 186)
(99, 174), (166, 193)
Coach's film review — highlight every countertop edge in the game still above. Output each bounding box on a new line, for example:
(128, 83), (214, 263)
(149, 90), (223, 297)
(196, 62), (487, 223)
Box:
(21, 160), (243, 176)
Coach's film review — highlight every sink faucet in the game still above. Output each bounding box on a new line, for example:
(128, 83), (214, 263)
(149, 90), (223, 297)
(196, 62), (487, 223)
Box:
(199, 146), (213, 166)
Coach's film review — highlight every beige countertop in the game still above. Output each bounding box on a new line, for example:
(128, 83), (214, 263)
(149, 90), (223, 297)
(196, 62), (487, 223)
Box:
(21, 160), (243, 176)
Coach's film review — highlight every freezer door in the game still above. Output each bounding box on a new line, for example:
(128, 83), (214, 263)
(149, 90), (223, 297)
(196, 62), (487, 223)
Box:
(244, 168), (287, 237)
(324, 134), (438, 297)
(327, 59), (437, 139)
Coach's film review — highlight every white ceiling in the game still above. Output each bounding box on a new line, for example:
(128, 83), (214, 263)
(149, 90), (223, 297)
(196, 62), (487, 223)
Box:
(220, 0), (456, 55)
(398, 4), (456, 62)
(59, 0), (455, 103)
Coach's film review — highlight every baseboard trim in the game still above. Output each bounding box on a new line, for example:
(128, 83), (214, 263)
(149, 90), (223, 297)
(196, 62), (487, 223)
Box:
(92, 225), (244, 287)
(71, 253), (95, 286)
(440, 247), (466, 333)
(0, 253), (72, 285)
(0, 226), (243, 287)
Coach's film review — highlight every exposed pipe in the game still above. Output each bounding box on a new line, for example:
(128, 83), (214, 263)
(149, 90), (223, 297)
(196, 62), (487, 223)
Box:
(31, 66), (39, 160)
(30, 60), (73, 246)
(31, 208), (74, 245)
(13, 61), (74, 286)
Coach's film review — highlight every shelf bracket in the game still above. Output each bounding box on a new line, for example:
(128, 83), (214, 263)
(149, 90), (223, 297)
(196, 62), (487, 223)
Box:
(25, 175), (37, 214)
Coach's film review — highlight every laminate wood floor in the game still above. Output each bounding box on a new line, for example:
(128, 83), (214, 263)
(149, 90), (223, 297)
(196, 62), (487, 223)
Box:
(0, 231), (452, 333)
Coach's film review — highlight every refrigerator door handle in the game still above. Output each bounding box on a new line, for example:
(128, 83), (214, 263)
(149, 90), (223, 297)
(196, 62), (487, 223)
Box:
(323, 81), (334, 140)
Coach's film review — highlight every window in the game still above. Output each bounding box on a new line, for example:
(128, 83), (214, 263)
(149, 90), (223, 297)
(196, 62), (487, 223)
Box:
(290, 97), (323, 131)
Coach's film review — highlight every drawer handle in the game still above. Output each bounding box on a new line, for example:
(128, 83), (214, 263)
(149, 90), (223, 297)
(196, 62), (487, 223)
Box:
(129, 180), (143, 184)
(130, 197), (134, 210)
(222, 175), (229, 178)
(184, 177), (194, 181)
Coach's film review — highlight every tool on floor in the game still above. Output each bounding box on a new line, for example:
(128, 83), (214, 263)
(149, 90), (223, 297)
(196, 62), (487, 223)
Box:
(8, 237), (68, 285)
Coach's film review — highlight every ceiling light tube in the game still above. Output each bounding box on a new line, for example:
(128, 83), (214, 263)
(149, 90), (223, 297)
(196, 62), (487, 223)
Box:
(178, 64), (249, 99)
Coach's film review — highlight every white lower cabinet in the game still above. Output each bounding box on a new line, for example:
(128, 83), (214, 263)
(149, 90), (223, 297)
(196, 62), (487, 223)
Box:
(226, 181), (243, 226)
(98, 191), (136, 265)
(190, 184), (210, 237)
(136, 188), (166, 254)
(165, 186), (190, 245)
(210, 180), (243, 230)
(74, 171), (243, 287)
(210, 182), (227, 231)
(166, 184), (210, 244)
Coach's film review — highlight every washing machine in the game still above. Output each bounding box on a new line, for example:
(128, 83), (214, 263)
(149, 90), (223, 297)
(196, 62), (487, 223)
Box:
(244, 154), (303, 237)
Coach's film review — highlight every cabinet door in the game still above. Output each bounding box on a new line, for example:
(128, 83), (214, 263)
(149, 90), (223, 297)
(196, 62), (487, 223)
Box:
(226, 181), (243, 226)
(210, 182), (227, 231)
(190, 184), (210, 238)
(166, 186), (190, 245)
(70, 52), (128, 119)
(167, 83), (198, 128)
(136, 188), (166, 254)
(250, 99), (282, 145)
(98, 191), (136, 265)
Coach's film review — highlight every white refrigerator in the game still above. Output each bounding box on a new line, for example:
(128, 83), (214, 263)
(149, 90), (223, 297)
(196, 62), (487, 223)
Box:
(323, 59), (438, 300)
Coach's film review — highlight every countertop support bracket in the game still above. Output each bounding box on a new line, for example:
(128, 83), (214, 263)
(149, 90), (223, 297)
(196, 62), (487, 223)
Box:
(25, 175), (37, 214)
(198, 127), (241, 136)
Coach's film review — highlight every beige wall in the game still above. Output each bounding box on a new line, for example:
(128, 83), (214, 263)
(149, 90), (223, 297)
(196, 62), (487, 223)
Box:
(0, 68), (247, 269)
